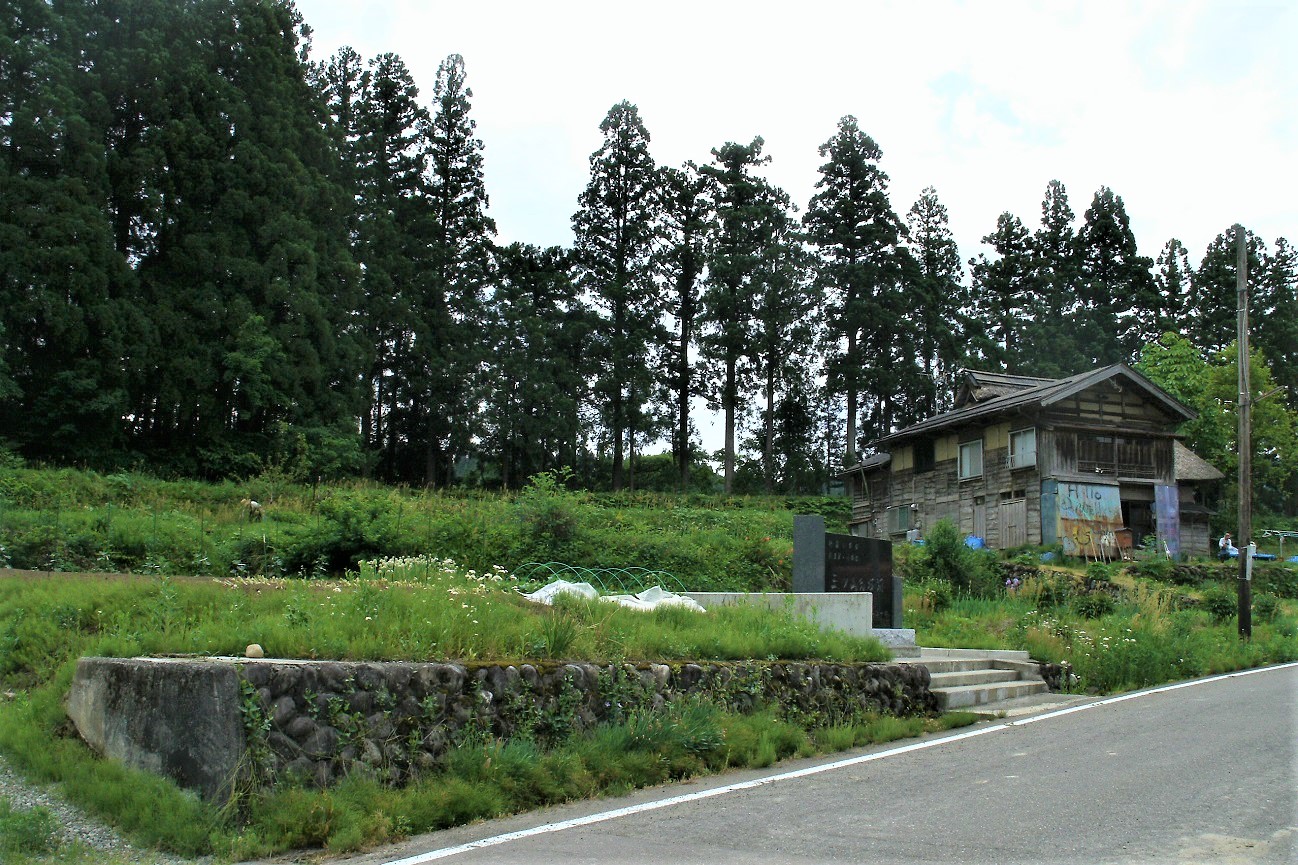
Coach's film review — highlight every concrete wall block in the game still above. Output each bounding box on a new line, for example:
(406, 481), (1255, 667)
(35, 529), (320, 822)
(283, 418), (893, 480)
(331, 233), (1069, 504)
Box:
(66, 657), (245, 803)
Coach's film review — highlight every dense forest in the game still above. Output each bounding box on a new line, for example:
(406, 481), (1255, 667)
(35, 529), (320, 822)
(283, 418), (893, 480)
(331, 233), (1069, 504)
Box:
(2, 0), (1296, 512)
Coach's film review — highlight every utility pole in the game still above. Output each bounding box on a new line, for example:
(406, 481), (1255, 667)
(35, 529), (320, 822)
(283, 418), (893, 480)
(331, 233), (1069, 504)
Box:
(1235, 224), (1252, 639)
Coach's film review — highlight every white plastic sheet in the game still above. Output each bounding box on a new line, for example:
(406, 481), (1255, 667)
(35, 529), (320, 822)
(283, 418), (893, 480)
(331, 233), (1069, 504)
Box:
(520, 580), (705, 613)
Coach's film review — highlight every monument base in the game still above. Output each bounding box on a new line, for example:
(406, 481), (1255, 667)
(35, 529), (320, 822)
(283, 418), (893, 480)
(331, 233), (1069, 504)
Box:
(871, 628), (918, 656)
(683, 592), (873, 639)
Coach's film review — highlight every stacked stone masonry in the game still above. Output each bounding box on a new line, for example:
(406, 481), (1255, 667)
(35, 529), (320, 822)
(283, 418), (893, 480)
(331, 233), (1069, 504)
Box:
(67, 656), (937, 801)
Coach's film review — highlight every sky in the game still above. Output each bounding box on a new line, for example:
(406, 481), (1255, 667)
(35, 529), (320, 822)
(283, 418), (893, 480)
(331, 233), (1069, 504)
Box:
(292, 0), (1296, 455)
(294, 0), (1297, 267)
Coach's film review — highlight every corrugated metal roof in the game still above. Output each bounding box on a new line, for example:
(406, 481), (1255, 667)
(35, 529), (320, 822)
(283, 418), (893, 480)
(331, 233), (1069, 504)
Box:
(838, 452), (891, 475)
(874, 363), (1197, 447)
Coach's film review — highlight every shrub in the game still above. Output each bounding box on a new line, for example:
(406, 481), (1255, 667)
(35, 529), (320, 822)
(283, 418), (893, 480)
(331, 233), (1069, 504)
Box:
(1252, 593), (1280, 623)
(911, 580), (954, 615)
(1201, 585), (1238, 623)
(1073, 592), (1116, 619)
(1022, 571), (1075, 609)
(515, 470), (583, 559)
(1085, 562), (1115, 584)
(0, 797), (59, 855)
(1128, 557), (1173, 582)
(912, 519), (998, 596)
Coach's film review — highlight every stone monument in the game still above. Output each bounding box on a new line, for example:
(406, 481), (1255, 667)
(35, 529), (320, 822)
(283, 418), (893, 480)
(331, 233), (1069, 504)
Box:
(792, 514), (914, 652)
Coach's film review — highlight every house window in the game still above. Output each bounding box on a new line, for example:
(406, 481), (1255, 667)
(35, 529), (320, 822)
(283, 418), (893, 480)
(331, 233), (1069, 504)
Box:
(886, 506), (913, 535)
(959, 439), (983, 479)
(914, 439), (935, 473)
(1077, 433), (1156, 478)
(1009, 428), (1037, 469)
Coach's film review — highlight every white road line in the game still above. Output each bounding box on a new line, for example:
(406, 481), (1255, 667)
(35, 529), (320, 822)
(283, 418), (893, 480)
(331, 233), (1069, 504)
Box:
(381, 662), (1298, 865)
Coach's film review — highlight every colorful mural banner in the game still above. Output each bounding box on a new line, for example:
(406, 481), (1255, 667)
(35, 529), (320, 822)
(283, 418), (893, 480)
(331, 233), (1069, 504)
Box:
(1056, 482), (1122, 557)
(1154, 484), (1180, 558)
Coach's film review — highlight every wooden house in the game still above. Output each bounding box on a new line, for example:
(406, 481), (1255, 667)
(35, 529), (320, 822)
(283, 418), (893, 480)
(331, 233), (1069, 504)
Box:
(841, 365), (1224, 559)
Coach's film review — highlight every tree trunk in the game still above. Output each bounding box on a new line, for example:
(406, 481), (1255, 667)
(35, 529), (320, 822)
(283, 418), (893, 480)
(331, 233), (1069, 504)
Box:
(612, 388), (625, 491)
(724, 354), (736, 494)
(764, 362), (775, 494)
(845, 330), (858, 466)
(678, 313), (691, 490)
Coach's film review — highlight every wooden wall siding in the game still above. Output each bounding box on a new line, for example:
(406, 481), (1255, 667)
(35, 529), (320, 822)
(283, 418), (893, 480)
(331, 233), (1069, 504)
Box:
(1045, 384), (1176, 432)
(865, 442), (1044, 549)
(894, 445), (913, 471)
(1181, 516), (1211, 558)
(985, 423), (1010, 450)
(935, 434), (958, 462)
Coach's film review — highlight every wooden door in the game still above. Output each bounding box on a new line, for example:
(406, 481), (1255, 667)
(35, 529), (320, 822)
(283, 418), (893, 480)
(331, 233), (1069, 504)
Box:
(972, 501), (987, 541)
(1000, 498), (1027, 548)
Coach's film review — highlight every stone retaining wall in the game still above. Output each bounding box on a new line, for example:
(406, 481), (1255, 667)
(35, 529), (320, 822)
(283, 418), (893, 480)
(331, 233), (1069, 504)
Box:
(67, 656), (936, 802)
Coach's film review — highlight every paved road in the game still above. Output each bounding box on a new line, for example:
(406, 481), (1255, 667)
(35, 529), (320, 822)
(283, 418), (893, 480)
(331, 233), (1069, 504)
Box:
(329, 665), (1297, 865)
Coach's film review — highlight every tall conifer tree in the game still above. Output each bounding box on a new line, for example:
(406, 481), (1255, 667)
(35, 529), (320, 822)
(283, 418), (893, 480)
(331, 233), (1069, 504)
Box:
(1, 0), (144, 462)
(1256, 237), (1298, 396)
(969, 213), (1035, 372)
(699, 138), (772, 492)
(803, 116), (908, 462)
(1152, 238), (1193, 340)
(657, 161), (713, 489)
(1023, 180), (1088, 376)
(1075, 186), (1154, 363)
(414, 53), (495, 486)
(320, 49), (431, 477)
(485, 244), (592, 487)
(905, 186), (965, 413)
(572, 101), (662, 491)
(1188, 227), (1264, 354)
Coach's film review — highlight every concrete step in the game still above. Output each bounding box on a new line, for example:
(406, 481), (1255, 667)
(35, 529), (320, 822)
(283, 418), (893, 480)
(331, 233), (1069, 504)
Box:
(928, 668), (1023, 688)
(898, 657), (1042, 678)
(909, 647), (1032, 662)
(910, 658), (999, 674)
(932, 679), (1051, 709)
(893, 647), (1051, 712)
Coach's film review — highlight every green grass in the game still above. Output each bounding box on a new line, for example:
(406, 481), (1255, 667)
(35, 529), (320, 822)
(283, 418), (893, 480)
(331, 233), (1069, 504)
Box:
(0, 795), (171, 865)
(0, 797), (58, 857)
(0, 560), (889, 681)
(0, 561), (907, 859)
(905, 576), (1298, 693)
(4, 465), (1292, 859)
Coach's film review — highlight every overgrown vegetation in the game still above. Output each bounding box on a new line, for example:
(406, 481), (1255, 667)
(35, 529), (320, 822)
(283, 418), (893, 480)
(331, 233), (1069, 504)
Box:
(0, 466), (822, 590)
(902, 526), (1298, 693)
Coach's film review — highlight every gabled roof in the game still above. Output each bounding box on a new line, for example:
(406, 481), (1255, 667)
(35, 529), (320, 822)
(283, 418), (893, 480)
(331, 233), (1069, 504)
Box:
(956, 369), (1058, 406)
(873, 363), (1196, 448)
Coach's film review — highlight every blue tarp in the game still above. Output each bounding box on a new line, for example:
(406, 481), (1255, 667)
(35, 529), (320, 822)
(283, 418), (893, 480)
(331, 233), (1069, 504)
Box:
(1225, 549), (1277, 560)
